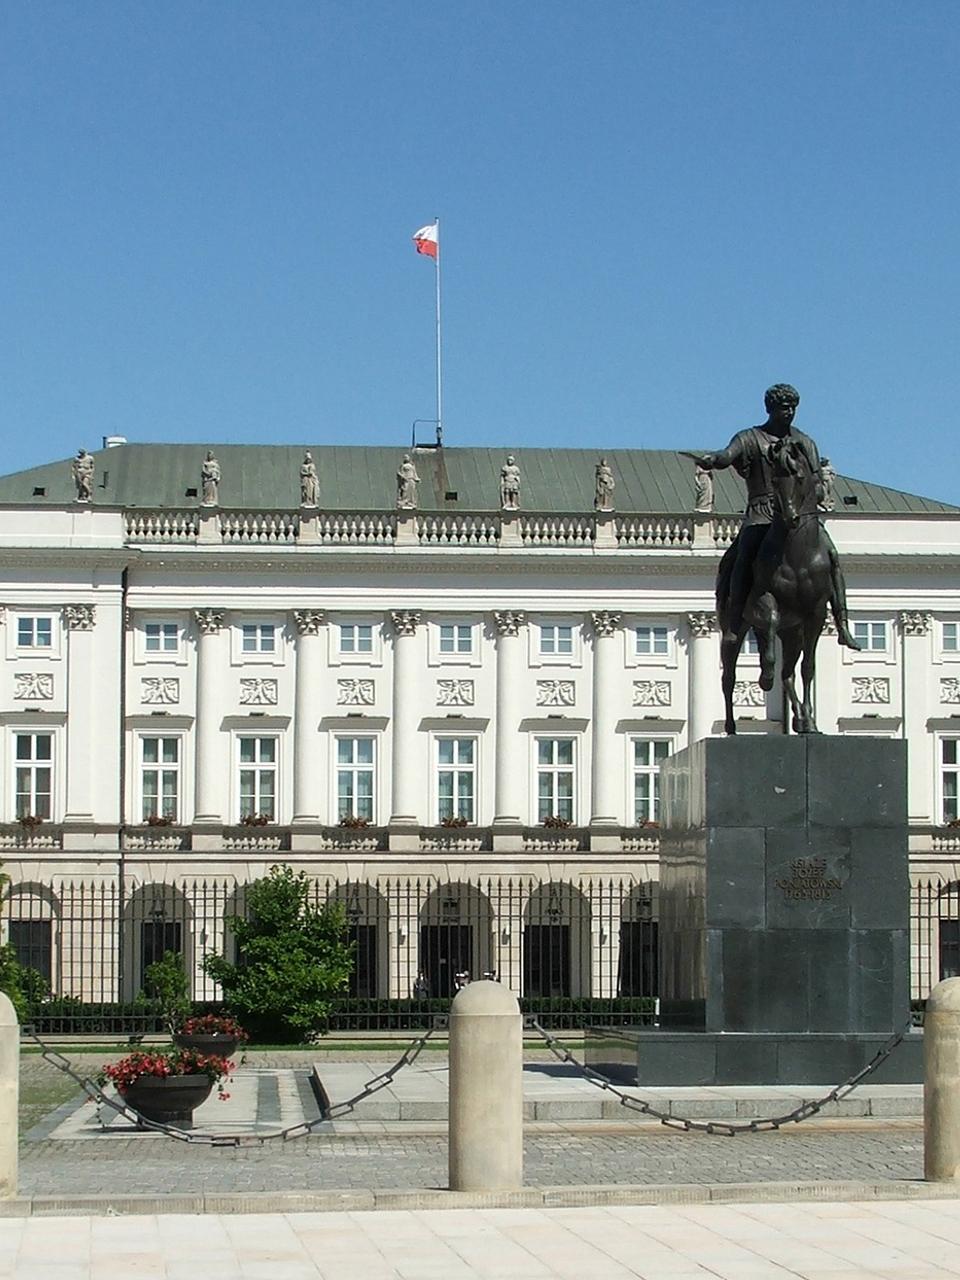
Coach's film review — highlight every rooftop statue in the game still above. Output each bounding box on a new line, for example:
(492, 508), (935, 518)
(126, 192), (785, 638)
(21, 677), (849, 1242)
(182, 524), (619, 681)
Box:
(300, 451), (319, 507)
(201, 451), (221, 506)
(396, 454), (420, 509)
(594, 457), (615, 512)
(819, 457), (837, 512)
(693, 463), (713, 513)
(500, 455), (521, 510)
(688, 384), (860, 735)
(71, 449), (94, 502)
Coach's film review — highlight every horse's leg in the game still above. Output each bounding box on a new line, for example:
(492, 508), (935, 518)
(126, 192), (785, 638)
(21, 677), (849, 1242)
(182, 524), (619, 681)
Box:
(798, 614), (824, 733)
(780, 626), (804, 734)
(720, 632), (742, 735)
(754, 592), (778, 691)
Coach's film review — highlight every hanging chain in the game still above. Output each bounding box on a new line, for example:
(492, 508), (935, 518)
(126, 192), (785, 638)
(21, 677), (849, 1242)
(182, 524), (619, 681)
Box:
(529, 1019), (914, 1137)
(22, 1022), (437, 1147)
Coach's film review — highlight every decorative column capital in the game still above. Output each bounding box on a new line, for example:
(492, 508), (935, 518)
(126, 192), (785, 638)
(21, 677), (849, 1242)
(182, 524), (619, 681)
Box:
(0, 606), (5, 625)
(821, 615), (838, 636)
(63, 603), (96, 631)
(898, 611), (932, 637)
(591, 610), (621, 639)
(391, 610), (421, 638)
(687, 611), (716, 639)
(294, 609), (325, 636)
(493, 610), (525, 637)
(194, 608), (225, 635)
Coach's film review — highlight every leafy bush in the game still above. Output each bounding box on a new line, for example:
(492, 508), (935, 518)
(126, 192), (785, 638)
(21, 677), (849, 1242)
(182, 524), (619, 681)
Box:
(203, 865), (355, 1043)
(143, 950), (191, 1034)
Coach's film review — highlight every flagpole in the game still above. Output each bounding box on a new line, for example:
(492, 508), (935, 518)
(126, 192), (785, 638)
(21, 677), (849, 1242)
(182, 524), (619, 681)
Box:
(434, 217), (443, 445)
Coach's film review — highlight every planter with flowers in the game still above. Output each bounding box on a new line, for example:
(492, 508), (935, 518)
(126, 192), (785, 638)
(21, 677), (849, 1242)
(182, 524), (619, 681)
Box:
(173, 1013), (248, 1059)
(100, 1048), (233, 1128)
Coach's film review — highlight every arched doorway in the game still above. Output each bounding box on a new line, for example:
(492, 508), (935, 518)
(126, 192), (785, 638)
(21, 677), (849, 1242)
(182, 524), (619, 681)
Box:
(523, 882), (591, 998)
(419, 882), (493, 997)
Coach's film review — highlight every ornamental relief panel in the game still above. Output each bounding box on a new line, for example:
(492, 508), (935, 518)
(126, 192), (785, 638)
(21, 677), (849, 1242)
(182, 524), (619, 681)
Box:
(14, 672), (53, 700)
(142, 677), (180, 705)
(851, 676), (890, 704)
(437, 679), (475, 707)
(941, 678), (960, 705)
(337, 678), (375, 706)
(240, 677), (278, 706)
(536, 679), (575, 707)
(633, 680), (671, 707)
(733, 681), (766, 707)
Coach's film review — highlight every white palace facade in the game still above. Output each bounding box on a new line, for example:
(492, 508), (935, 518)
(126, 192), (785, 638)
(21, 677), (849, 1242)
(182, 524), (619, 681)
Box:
(0, 440), (958, 1007)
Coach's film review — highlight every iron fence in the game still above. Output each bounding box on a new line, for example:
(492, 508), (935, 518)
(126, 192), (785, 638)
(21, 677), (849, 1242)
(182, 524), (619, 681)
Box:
(1, 872), (659, 1033)
(4, 871), (957, 1034)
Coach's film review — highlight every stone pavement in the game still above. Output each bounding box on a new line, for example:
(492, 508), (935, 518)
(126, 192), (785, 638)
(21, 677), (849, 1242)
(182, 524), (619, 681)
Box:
(17, 1122), (926, 1197)
(4, 1199), (960, 1278)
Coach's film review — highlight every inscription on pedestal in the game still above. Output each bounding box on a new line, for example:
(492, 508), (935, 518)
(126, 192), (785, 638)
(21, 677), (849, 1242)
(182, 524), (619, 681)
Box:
(775, 858), (844, 902)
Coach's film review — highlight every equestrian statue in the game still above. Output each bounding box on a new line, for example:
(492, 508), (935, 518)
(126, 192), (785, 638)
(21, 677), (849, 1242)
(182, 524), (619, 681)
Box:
(688, 383), (860, 736)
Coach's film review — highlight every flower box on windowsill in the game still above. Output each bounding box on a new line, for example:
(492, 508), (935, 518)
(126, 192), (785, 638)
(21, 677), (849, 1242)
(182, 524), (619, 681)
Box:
(419, 825), (489, 852)
(123, 825), (192, 851)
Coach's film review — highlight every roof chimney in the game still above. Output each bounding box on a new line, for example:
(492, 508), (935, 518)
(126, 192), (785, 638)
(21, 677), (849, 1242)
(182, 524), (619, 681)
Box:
(102, 435), (127, 449)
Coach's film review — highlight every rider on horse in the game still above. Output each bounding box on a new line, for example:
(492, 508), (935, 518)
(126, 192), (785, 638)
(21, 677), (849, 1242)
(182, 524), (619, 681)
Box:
(691, 384), (860, 651)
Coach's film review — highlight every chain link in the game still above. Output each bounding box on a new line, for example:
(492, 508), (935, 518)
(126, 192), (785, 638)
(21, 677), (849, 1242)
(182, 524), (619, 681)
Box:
(528, 1019), (913, 1137)
(22, 1022), (437, 1146)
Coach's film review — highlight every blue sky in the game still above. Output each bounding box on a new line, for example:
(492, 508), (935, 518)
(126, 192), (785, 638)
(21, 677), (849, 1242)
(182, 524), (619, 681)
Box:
(1, 2), (957, 502)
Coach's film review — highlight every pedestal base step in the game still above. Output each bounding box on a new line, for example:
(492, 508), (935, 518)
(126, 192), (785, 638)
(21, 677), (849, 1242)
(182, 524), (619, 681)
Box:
(586, 1027), (923, 1087)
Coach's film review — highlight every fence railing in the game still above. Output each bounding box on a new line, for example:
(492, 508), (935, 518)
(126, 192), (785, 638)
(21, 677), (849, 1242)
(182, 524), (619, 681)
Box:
(3, 873), (957, 1032)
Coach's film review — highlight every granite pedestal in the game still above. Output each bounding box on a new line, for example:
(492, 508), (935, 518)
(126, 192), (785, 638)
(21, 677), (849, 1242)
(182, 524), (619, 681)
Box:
(598, 735), (922, 1085)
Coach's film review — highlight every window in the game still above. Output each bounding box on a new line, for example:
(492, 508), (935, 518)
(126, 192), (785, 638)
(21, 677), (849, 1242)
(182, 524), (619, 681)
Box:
(140, 737), (180, 822)
(536, 738), (575, 822)
(339, 623), (373, 654)
(144, 622), (178, 654)
(743, 632), (760, 655)
(942, 740), (960, 824)
(17, 617), (52, 648)
(241, 623), (275, 654)
(853, 621), (888, 652)
(539, 624), (573, 656)
(238, 737), (276, 820)
(439, 624), (473, 655)
(635, 626), (669, 656)
(15, 733), (52, 820)
(437, 738), (476, 822)
(336, 737), (375, 821)
(944, 623), (959, 653)
(633, 739), (670, 824)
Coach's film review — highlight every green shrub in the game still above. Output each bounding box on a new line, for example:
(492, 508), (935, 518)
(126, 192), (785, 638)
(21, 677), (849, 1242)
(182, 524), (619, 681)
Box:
(203, 865), (354, 1043)
(142, 950), (190, 1034)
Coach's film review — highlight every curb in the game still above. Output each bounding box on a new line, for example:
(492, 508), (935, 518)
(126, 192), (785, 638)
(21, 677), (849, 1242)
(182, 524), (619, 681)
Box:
(1, 1179), (958, 1218)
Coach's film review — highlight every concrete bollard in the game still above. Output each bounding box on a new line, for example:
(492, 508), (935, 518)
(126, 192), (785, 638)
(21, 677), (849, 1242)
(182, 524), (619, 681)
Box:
(448, 980), (523, 1192)
(925, 976), (960, 1181)
(0, 993), (18, 1199)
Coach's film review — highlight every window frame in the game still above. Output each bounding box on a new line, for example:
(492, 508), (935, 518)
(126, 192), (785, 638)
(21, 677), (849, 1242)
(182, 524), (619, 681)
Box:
(843, 617), (897, 667)
(939, 736), (960, 826)
(533, 736), (577, 824)
(334, 735), (377, 824)
(235, 734), (279, 822)
(8, 612), (61, 660)
(630, 736), (672, 825)
(12, 730), (55, 822)
(230, 616), (285, 667)
(329, 618), (382, 667)
(138, 734), (183, 823)
(623, 618), (678, 669)
(529, 619), (582, 668)
(428, 619), (482, 667)
(433, 735), (478, 824)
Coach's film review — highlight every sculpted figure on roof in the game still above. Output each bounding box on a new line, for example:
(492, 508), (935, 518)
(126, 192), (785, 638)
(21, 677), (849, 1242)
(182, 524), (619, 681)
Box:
(71, 449), (94, 503)
(694, 462), (714, 513)
(396, 454), (420, 509)
(300, 452), (319, 507)
(594, 457), (615, 511)
(201, 451), (221, 506)
(500, 455), (521, 510)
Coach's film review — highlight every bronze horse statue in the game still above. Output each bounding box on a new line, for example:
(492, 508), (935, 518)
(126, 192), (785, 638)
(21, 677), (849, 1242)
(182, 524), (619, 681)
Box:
(718, 438), (833, 735)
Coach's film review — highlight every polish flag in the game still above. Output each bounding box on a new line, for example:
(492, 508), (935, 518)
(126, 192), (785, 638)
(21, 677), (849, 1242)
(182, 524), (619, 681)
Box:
(412, 223), (438, 258)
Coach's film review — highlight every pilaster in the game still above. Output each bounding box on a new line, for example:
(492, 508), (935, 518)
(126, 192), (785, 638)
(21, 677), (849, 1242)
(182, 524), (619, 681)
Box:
(686, 612), (718, 744)
(193, 609), (226, 825)
(292, 610), (325, 826)
(899, 611), (933, 823)
(493, 611), (525, 847)
(63, 604), (96, 830)
(388, 610), (421, 844)
(589, 611), (621, 846)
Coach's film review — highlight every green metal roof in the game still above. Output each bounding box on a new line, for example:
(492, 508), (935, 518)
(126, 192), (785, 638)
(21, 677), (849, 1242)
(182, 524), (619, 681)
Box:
(0, 443), (955, 515)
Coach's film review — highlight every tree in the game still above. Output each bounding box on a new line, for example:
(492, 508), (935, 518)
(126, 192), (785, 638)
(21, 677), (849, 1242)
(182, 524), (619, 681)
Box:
(203, 865), (354, 1043)
(143, 950), (190, 1034)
